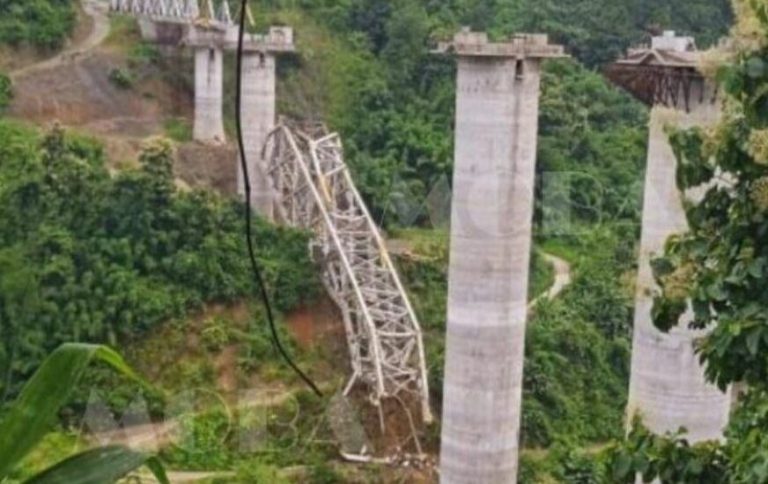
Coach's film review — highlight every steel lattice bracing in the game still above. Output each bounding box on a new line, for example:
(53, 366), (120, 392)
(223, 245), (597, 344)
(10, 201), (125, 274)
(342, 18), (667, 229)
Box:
(265, 122), (432, 423)
(109, 0), (234, 26)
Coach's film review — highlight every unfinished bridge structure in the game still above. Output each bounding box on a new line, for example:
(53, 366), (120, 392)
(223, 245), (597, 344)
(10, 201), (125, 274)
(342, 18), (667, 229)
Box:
(110, 0), (293, 214)
(607, 31), (732, 442)
(109, 0), (433, 432)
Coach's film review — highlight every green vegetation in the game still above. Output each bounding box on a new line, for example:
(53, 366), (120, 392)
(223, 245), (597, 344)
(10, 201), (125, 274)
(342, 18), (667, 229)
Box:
(164, 117), (193, 143)
(530, 250), (556, 300)
(104, 14), (141, 48)
(248, 0), (720, 224)
(0, 0), (747, 481)
(0, 122), (319, 403)
(475, 0), (731, 66)
(108, 67), (134, 89)
(603, 2), (768, 482)
(0, 0), (77, 49)
(0, 343), (167, 483)
(523, 230), (633, 449)
(395, 225), (633, 452)
(0, 72), (11, 111)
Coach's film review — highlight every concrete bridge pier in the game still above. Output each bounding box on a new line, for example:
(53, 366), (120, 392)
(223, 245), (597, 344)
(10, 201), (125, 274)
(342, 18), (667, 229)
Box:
(238, 51), (276, 218)
(193, 46), (226, 143)
(629, 81), (731, 442)
(435, 30), (565, 483)
(607, 32), (732, 443)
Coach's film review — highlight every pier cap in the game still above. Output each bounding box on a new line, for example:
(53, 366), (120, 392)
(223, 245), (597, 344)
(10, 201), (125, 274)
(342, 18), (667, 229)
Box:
(186, 25), (296, 53)
(224, 26), (296, 53)
(433, 27), (566, 58)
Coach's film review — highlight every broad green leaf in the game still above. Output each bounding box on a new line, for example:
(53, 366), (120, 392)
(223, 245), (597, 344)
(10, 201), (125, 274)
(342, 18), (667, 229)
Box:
(747, 328), (763, 357)
(612, 452), (633, 480)
(748, 258), (766, 278)
(24, 446), (169, 484)
(746, 57), (766, 79)
(0, 343), (149, 478)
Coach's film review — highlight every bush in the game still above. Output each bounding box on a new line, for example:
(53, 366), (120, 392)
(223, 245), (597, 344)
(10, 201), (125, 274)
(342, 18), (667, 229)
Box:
(164, 117), (193, 143)
(108, 68), (134, 89)
(0, 0), (77, 50)
(0, 123), (320, 402)
(0, 73), (11, 111)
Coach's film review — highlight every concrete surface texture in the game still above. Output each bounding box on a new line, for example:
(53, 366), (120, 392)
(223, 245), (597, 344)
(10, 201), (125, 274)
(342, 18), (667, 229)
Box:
(238, 52), (276, 218)
(439, 37), (552, 482)
(193, 47), (225, 143)
(628, 78), (732, 443)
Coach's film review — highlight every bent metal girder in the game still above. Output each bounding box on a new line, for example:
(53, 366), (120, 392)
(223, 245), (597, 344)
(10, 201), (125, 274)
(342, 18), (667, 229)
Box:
(265, 122), (432, 423)
(109, 0), (234, 26)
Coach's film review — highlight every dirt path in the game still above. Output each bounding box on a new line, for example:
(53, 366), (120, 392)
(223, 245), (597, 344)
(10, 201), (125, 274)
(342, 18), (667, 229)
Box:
(528, 252), (573, 309)
(10, 0), (110, 80)
(89, 385), (298, 452)
(89, 386), (299, 482)
(128, 470), (236, 483)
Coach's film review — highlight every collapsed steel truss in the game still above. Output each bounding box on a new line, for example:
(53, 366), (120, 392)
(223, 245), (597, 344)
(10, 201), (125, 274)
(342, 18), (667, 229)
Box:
(265, 122), (432, 423)
(109, 0), (235, 26)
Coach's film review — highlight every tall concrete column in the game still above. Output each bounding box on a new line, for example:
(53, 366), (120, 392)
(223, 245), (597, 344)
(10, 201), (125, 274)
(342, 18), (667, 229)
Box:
(193, 46), (225, 143)
(436, 31), (565, 483)
(608, 32), (732, 443)
(238, 51), (276, 218)
(628, 79), (730, 442)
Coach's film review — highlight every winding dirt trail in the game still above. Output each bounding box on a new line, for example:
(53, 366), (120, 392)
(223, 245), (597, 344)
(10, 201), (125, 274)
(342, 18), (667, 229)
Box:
(89, 385), (298, 452)
(528, 252), (573, 309)
(89, 387), (299, 482)
(10, 0), (110, 80)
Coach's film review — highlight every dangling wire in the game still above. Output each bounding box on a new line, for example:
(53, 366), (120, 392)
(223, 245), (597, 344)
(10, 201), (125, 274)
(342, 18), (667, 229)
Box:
(234, 0), (322, 398)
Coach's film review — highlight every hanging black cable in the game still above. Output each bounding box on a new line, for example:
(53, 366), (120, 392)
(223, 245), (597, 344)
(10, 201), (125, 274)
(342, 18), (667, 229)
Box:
(234, 0), (322, 398)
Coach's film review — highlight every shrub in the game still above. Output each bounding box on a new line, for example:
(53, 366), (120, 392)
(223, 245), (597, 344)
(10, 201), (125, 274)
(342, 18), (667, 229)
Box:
(0, 73), (11, 111)
(108, 68), (134, 89)
(164, 117), (193, 143)
(0, 0), (77, 49)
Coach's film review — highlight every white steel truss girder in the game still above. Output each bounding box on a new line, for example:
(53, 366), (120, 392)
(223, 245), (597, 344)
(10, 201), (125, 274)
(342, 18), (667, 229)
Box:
(110, 0), (236, 26)
(265, 122), (432, 423)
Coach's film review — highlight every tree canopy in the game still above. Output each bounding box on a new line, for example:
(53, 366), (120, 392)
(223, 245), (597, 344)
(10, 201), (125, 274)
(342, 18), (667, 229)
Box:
(0, 123), (319, 404)
(0, 0), (76, 49)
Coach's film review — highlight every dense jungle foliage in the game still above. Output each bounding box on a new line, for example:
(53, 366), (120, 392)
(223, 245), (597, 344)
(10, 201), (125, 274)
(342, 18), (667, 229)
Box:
(250, 0), (729, 225)
(395, 225), (634, 455)
(0, 0), (77, 49)
(0, 122), (319, 404)
(0, 73), (10, 111)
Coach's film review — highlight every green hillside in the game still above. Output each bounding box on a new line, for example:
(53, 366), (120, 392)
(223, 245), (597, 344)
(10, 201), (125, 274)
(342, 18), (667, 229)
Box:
(0, 0), (749, 482)
(0, 0), (77, 49)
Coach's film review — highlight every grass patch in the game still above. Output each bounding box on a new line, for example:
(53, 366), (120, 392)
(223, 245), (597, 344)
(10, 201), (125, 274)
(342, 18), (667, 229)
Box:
(104, 15), (141, 49)
(530, 250), (556, 300)
(538, 237), (582, 265)
(164, 117), (192, 143)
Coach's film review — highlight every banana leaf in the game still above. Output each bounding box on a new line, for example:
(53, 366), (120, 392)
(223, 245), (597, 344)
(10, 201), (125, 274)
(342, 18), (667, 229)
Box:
(0, 343), (150, 478)
(24, 446), (168, 484)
